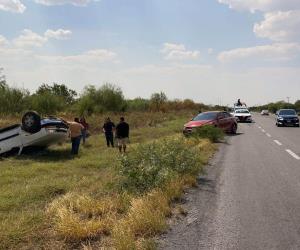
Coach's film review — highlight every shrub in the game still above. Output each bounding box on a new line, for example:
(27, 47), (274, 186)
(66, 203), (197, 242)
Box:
(118, 138), (203, 193)
(126, 98), (150, 112)
(29, 92), (65, 115)
(191, 125), (224, 142)
(77, 84), (126, 115)
(0, 83), (29, 114)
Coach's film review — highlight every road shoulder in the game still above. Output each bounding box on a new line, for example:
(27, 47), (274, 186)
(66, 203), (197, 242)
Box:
(158, 142), (227, 250)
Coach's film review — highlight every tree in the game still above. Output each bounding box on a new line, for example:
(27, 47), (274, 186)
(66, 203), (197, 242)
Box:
(294, 100), (300, 111)
(0, 67), (6, 90)
(0, 84), (29, 114)
(36, 83), (77, 104)
(77, 83), (126, 115)
(29, 92), (64, 115)
(150, 92), (167, 112)
(126, 98), (150, 112)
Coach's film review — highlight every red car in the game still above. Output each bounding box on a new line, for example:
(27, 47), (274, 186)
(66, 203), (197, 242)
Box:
(183, 111), (238, 135)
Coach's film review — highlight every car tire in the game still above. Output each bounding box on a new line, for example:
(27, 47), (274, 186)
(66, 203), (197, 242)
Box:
(22, 111), (41, 134)
(231, 124), (237, 134)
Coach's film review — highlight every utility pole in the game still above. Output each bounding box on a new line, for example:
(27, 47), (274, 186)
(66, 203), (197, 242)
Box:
(287, 97), (290, 104)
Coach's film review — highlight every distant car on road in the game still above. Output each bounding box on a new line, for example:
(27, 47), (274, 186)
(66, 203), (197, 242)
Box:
(261, 110), (269, 115)
(276, 109), (299, 127)
(232, 108), (252, 123)
(0, 111), (69, 155)
(183, 111), (237, 135)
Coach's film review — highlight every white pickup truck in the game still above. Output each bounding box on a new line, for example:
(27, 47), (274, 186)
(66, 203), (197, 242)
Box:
(231, 104), (252, 123)
(0, 111), (68, 155)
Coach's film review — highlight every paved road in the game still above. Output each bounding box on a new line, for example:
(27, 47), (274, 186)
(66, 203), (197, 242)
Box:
(160, 113), (300, 250)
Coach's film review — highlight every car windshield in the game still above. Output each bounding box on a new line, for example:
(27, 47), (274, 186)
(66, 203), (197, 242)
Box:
(279, 110), (296, 116)
(235, 110), (249, 114)
(193, 112), (217, 121)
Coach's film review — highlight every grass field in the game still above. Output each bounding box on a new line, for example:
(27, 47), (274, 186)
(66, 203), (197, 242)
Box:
(0, 112), (217, 249)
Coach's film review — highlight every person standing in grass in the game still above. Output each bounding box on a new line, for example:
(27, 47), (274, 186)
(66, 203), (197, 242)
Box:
(102, 117), (115, 147)
(116, 117), (129, 153)
(67, 118), (84, 155)
(80, 117), (89, 145)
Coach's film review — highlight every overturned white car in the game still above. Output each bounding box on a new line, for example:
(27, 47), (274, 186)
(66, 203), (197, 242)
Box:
(0, 111), (68, 155)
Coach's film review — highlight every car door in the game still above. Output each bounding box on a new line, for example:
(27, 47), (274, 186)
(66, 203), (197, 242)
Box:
(216, 112), (226, 131)
(223, 112), (232, 131)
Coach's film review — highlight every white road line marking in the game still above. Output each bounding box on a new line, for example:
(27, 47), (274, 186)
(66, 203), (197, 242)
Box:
(261, 129), (265, 133)
(258, 126), (261, 129)
(266, 133), (271, 137)
(274, 140), (282, 146)
(286, 149), (300, 160)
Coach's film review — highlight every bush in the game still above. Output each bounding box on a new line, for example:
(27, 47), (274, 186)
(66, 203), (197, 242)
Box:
(191, 125), (224, 142)
(29, 92), (64, 115)
(118, 138), (203, 193)
(0, 83), (29, 114)
(126, 98), (150, 112)
(77, 84), (126, 115)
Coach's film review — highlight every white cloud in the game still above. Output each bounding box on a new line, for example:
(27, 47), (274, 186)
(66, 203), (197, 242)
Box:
(34, 0), (98, 6)
(12, 28), (72, 48)
(44, 29), (72, 40)
(13, 29), (47, 48)
(0, 29), (110, 67)
(0, 35), (9, 47)
(161, 43), (200, 61)
(218, 0), (300, 13)
(254, 11), (300, 42)
(38, 49), (118, 65)
(0, 0), (26, 13)
(208, 48), (214, 54)
(218, 43), (300, 63)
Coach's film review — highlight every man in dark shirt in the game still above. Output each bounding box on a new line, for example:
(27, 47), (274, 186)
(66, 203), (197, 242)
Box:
(102, 117), (115, 147)
(116, 117), (129, 153)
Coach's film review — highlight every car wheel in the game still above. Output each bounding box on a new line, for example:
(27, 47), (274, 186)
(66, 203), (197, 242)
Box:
(22, 111), (41, 134)
(231, 124), (237, 134)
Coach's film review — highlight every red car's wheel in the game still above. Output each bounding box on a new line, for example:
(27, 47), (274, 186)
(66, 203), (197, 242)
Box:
(231, 123), (237, 134)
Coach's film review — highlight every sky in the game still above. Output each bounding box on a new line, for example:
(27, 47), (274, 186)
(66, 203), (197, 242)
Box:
(0, 0), (300, 106)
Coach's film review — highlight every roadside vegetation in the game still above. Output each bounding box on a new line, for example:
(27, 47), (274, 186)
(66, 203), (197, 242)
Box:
(0, 111), (219, 249)
(0, 68), (226, 116)
(250, 100), (300, 114)
(0, 70), (223, 249)
(191, 126), (224, 143)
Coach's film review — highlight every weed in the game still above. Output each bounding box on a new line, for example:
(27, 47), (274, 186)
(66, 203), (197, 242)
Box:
(118, 137), (204, 193)
(191, 125), (224, 142)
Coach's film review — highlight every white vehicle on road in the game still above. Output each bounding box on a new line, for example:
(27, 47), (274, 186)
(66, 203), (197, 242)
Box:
(231, 104), (252, 123)
(0, 111), (68, 155)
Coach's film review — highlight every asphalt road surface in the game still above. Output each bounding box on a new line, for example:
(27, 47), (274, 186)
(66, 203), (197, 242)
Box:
(160, 113), (300, 250)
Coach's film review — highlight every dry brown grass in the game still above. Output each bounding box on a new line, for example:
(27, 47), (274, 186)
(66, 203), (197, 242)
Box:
(45, 136), (215, 249)
(46, 193), (131, 241)
(112, 190), (170, 249)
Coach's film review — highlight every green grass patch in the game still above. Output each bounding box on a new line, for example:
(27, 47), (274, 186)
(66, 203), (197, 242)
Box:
(190, 125), (224, 142)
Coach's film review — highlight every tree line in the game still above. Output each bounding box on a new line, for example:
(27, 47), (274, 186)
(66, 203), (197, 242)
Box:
(0, 78), (212, 115)
(250, 100), (300, 114)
